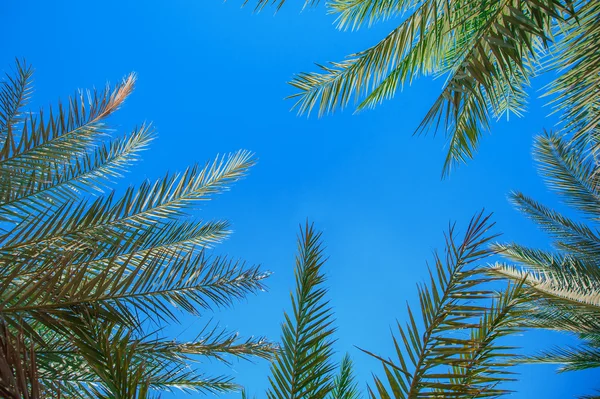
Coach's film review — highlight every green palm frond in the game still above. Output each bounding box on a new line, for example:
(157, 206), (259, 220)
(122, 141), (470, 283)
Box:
(532, 131), (600, 219)
(509, 191), (600, 258)
(254, 0), (600, 174)
(330, 354), (360, 399)
(364, 212), (526, 398)
(1, 150), (254, 260)
(490, 130), (600, 393)
(266, 222), (337, 399)
(0, 61), (272, 396)
(0, 60), (34, 145)
(289, 0), (450, 117)
(0, 124), (155, 222)
(0, 247), (268, 335)
(546, 1), (600, 141)
(0, 72), (134, 176)
(34, 322), (275, 397)
(286, 0), (579, 174)
(328, 0), (420, 30)
(523, 343), (600, 372)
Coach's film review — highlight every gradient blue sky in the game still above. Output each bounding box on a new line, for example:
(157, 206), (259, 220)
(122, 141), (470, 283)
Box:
(3, 1), (598, 397)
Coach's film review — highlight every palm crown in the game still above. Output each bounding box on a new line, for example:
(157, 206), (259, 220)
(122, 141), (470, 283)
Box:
(0, 60), (275, 398)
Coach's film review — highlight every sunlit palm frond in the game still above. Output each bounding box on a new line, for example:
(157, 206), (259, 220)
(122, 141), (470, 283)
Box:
(328, 0), (420, 31)
(0, 124), (154, 223)
(289, 0), (451, 117)
(509, 191), (600, 259)
(533, 131), (600, 219)
(547, 1), (600, 141)
(283, 0), (594, 175)
(0, 72), (134, 177)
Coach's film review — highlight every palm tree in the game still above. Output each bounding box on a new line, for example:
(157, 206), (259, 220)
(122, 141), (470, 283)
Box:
(491, 132), (600, 395)
(253, 0), (599, 176)
(0, 60), (276, 398)
(363, 211), (527, 398)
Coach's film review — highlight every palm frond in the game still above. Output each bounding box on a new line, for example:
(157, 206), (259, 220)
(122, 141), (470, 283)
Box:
(287, 0), (587, 174)
(266, 222), (337, 399)
(328, 0), (420, 31)
(289, 0), (450, 117)
(0, 61), (269, 396)
(0, 321), (43, 398)
(365, 212), (526, 398)
(0, 150), (253, 260)
(533, 131), (600, 219)
(364, 212), (526, 398)
(0, 59), (34, 145)
(509, 191), (600, 258)
(0, 73), (134, 177)
(547, 1), (600, 140)
(0, 124), (154, 222)
(0, 248), (269, 333)
(330, 354), (360, 399)
(524, 343), (600, 372)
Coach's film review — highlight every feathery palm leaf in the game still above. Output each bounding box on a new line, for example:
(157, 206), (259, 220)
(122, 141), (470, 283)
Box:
(254, 0), (598, 175)
(0, 60), (275, 397)
(364, 211), (526, 398)
(490, 131), (600, 395)
(266, 222), (338, 399)
(330, 354), (360, 399)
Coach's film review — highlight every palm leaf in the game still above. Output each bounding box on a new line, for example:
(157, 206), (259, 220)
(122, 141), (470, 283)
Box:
(364, 211), (526, 398)
(266, 222), (337, 399)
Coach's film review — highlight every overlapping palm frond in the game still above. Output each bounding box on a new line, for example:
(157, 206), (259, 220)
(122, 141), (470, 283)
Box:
(546, 1), (600, 142)
(490, 131), (600, 396)
(364, 212), (527, 398)
(0, 321), (42, 399)
(252, 0), (599, 175)
(0, 60), (275, 397)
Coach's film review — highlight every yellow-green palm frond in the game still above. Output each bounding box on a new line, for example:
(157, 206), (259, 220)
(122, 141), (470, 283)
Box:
(284, 0), (590, 175)
(547, 1), (600, 141)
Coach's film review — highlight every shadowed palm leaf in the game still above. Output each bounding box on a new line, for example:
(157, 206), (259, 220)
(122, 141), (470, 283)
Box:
(264, 223), (362, 399)
(0, 60), (276, 398)
(266, 223), (337, 399)
(364, 212), (527, 398)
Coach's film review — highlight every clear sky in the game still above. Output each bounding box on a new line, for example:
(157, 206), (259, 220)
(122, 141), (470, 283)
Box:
(3, 1), (598, 397)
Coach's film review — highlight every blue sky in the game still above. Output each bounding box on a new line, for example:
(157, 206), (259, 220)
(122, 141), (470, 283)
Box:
(3, 0), (598, 397)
